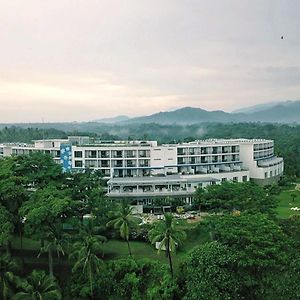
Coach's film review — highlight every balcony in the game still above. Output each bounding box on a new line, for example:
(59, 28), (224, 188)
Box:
(126, 163), (137, 167)
(139, 163), (149, 167)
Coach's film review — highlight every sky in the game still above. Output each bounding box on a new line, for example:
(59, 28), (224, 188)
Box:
(0, 0), (300, 122)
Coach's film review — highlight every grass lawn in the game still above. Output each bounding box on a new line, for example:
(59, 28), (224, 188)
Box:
(10, 219), (209, 273)
(275, 189), (300, 218)
(102, 220), (210, 270)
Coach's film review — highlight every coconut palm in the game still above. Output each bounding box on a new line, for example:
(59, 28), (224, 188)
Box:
(106, 202), (138, 257)
(38, 224), (69, 277)
(0, 254), (20, 300)
(69, 234), (105, 299)
(149, 213), (186, 277)
(13, 269), (61, 300)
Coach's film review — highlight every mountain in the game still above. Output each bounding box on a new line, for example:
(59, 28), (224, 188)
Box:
(94, 115), (130, 123)
(232, 101), (282, 114)
(120, 107), (240, 125)
(232, 100), (296, 114)
(91, 101), (300, 125)
(244, 101), (300, 123)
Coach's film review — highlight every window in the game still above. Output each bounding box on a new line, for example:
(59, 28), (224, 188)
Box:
(75, 160), (83, 168)
(222, 178), (227, 182)
(233, 176), (238, 182)
(74, 151), (82, 158)
(85, 150), (97, 158)
(265, 172), (268, 178)
(242, 175), (248, 182)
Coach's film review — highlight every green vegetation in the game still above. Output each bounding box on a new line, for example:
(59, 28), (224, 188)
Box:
(149, 213), (186, 276)
(1, 151), (300, 299)
(275, 189), (300, 218)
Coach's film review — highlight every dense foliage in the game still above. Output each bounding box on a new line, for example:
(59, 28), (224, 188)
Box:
(0, 152), (300, 299)
(194, 181), (278, 215)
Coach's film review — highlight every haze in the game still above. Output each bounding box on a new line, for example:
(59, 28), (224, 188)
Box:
(0, 0), (299, 122)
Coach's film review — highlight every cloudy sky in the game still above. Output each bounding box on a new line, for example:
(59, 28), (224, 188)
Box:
(0, 0), (299, 122)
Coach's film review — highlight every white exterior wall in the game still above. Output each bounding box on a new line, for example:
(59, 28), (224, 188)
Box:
(150, 146), (177, 175)
(34, 140), (67, 149)
(239, 141), (284, 180)
(1, 138), (283, 185)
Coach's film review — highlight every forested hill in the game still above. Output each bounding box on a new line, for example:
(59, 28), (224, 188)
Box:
(0, 123), (300, 177)
(119, 101), (300, 124)
(120, 107), (239, 124)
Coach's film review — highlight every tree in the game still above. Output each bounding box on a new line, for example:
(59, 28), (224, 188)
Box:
(0, 254), (20, 300)
(280, 215), (300, 248)
(12, 152), (62, 188)
(65, 170), (104, 223)
(290, 191), (300, 203)
(204, 213), (290, 299)
(38, 224), (69, 277)
(20, 185), (72, 276)
(70, 234), (105, 299)
(107, 258), (176, 300)
(13, 270), (61, 300)
(107, 202), (138, 257)
(195, 181), (278, 215)
(181, 241), (240, 300)
(0, 205), (14, 253)
(148, 213), (186, 277)
(0, 157), (29, 254)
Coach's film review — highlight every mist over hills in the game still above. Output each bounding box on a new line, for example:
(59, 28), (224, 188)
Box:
(1, 101), (300, 130)
(112, 100), (300, 125)
(93, 115), (130, 123)
(119, 107), (240, 125)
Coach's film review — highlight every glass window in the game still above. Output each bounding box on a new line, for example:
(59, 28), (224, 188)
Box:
(74, 151), (82, 158)
(75, 160), (83, 167)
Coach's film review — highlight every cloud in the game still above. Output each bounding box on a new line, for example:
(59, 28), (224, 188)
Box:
(0, 0), (300, 121)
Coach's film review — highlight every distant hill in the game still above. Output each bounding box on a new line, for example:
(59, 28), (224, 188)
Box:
(232, 101), (283, 114)
(120, 107), (240, 125)
(232, 100), (297, 114)
(118, 101), (300, 125)
(94, 115), (130, 123)
(244, 101), (300, 123)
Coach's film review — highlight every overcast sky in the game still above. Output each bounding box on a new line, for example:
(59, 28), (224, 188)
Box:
(0, 0), (299, 122)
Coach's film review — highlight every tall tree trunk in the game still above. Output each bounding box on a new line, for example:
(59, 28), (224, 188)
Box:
(89, 270), (94, 300)
(166, 238), (173, 277)
(48, 248), (53, 277)
(19, 226), (24, 267)
(126, 239), (133, 258)
(5, 241), (11, 255)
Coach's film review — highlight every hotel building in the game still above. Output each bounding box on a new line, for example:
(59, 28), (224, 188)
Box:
(0, 137), (284, 204)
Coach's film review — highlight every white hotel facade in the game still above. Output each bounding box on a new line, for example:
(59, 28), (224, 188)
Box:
(0, 137), (284, 204)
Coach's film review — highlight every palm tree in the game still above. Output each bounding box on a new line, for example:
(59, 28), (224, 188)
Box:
(0, 254), (20, 300)
(106, 202), (138, 257)
(149, 213), (186, 277)
(69, 235), (105, 299)
(13, 270), (61, 300)
(38, 224), (69, 277)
